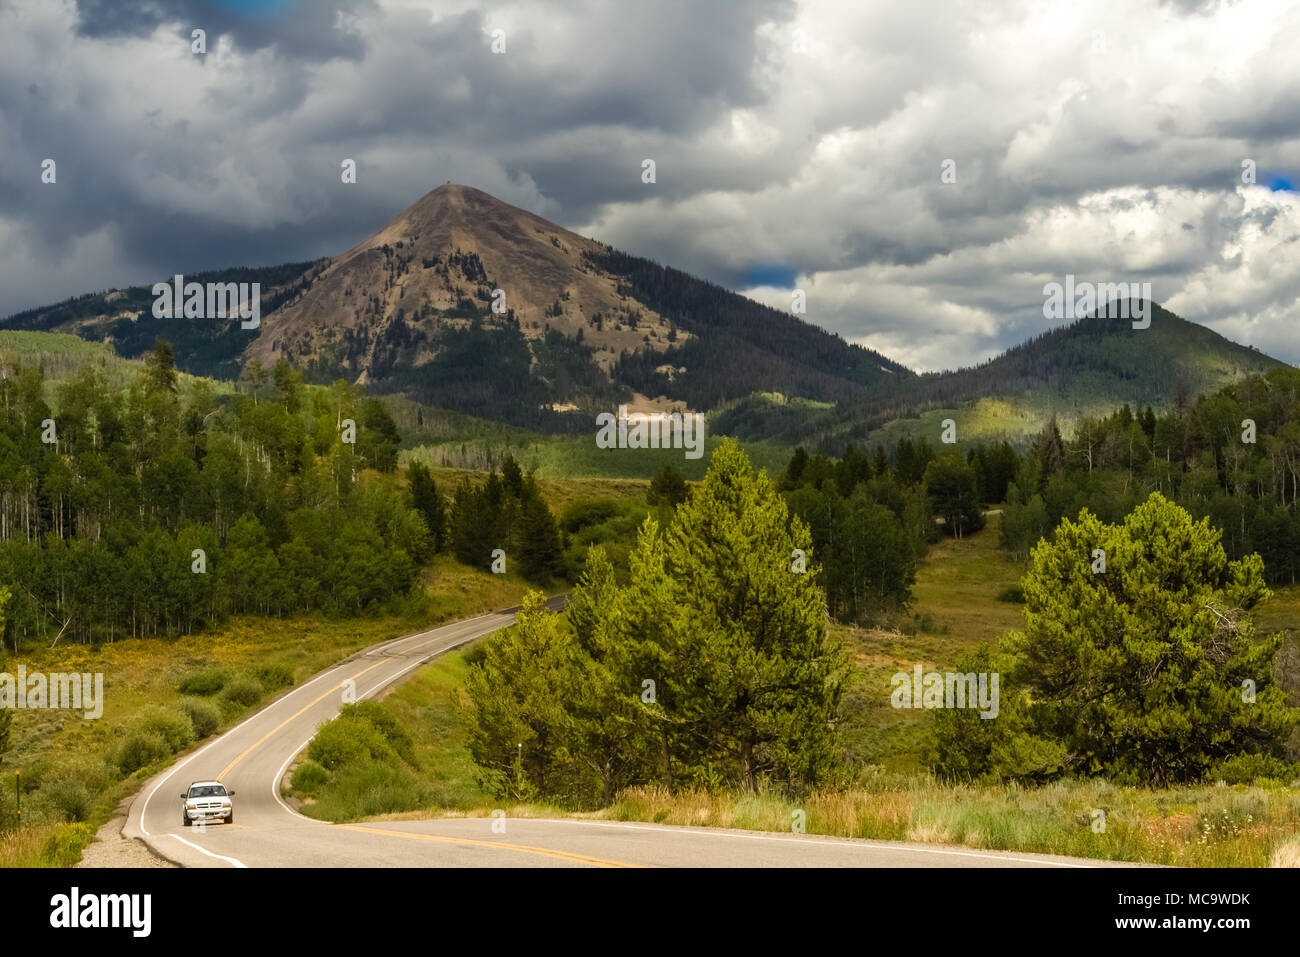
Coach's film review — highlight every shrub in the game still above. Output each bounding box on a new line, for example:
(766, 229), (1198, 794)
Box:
(561, 498), (621, 533)
(39, 757), (116, 822)
(42, 779), (94, 822)
(177, 667), (232, 696)
(179, 697), (222, 739)
(290, 761), (330, 796)
(996, 585), (1025, 603)
(113, 731), (172, 774)
(221, 675), (264, 707)
(0, 788), (18, 831)
(914, 612), (948, 635)
(255, 662), (295, 692)
(308, 715), (398, 771)
(310, 761), (421, 821)
(340, 701), (416, 764)
(45, 757), (115, 795)
(42, 823), (93, 866)
(139, 708), (195, 752)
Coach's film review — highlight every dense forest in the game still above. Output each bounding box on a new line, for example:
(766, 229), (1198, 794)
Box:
(777, 365), (1300, 605)
(380, 318), (622, 431)
(585, 246), (912, 409)
(0, 341), (564, 647)
(776, 435), (1018, 623)
(1000, 366), (1300, 584)
(443, 455), (564, 581)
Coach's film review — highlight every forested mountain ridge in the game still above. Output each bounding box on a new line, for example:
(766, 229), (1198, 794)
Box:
(1, 185), (907, 430)
(908, 301), (1282, 410)
(0, 260), (325, 383)
(3, 189), (1288, 445)
(720, 301), (1289, 450)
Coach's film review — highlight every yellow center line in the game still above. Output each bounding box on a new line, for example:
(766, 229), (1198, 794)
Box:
(216, 628), (459, 780)
(335, 824), (638, 868)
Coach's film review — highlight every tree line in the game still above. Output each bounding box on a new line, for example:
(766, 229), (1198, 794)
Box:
(0, 342), (420, 645)
(1001, 367), (1300, 583)
(774, 436), (1019, 623)
(464, 443), (1297, 802)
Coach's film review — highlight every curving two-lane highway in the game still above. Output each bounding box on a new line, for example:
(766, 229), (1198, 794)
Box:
(119, 606), (1140, 869)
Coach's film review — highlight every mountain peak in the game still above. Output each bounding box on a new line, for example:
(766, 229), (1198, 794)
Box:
(0, 185), (916, 430)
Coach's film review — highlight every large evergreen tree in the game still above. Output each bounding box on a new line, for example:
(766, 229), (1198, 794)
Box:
(463, 440), (848, 804)
(936, 493), (1297, 785)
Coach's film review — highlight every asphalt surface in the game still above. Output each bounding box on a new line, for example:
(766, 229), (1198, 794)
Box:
(119, 604), (1141, 869)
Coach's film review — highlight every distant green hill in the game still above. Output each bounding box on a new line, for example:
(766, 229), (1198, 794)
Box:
(0, 260), (324, 382)
(715, 301), (1288, 451)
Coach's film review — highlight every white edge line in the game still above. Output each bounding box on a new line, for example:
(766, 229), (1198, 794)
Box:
(272, 735), (323, 822)
(138, 662), (347, 837)
(166, 833), (247, 868)
(270, 626), (496, 825)
(137, 617), (488, 836)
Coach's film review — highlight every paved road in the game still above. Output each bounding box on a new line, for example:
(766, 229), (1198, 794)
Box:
(119, 605), (1141, 868)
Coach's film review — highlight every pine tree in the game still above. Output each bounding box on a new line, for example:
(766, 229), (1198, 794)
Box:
(516, 488), (562, 581)
(406, 462), (446, 552)
(982, 494), (1294, 785)
(461, 592), (573, 799)
(647, 465), (688, 506)
(923, 454), (985, 539)
(563, 548), (659, 804)
(145, 340), (178, 395)
(657, 440), (847, 791)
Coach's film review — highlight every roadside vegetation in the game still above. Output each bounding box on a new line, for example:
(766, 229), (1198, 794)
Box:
(5, 330), (1300, 868)
(0, 571), (530, 866)
(288, 445), (1300, 865)
(287, 641), (1300, 867)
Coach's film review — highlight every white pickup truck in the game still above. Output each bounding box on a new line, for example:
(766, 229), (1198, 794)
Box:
(181, 780), (235, 826)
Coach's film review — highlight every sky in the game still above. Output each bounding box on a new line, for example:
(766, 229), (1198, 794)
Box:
(1, 0), (1298, 371)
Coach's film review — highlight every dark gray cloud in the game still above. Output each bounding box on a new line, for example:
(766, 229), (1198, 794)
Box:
(72, 0), (374, 61)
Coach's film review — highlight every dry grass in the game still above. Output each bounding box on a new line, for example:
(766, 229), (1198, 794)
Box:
(597, 778), (1300, 866)
(0, 823), (68, 868)
(1269, 836), (1300, 867)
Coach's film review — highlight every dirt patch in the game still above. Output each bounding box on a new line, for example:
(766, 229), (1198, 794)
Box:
(77, 798), (177, 868)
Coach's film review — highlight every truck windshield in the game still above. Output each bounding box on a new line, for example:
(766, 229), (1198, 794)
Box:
(189, 786), (227, 797)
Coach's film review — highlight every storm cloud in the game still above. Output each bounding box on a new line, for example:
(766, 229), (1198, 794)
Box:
(1, 0), (1297, 369)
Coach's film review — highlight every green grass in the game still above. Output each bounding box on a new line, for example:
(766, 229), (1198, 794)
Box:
(602, 779), (1300, 867)
(286, 649), (492, 822)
